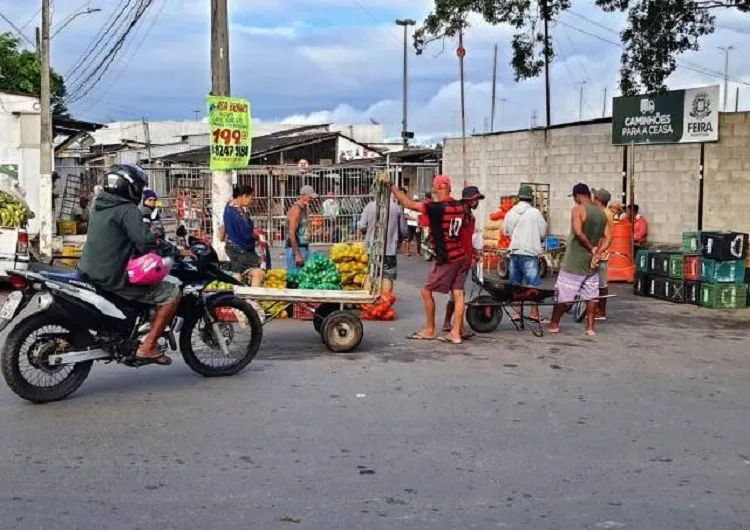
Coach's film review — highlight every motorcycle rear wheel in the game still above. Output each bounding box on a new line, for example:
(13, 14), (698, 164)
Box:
(180, 296), (263, 377)
(1, 313), (93, 404)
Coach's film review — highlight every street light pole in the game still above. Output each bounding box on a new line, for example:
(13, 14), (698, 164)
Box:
(395, 19), (415, 150)
(39, 0), (53, 258)
(719, 45), (734, 111)
(52, 8), (102, 39)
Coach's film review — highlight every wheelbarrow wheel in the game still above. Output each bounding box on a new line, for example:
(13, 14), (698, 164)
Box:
(322, 311), (364, 353)
(466, 296), (502, 334)
(572, 296), (587, 323)
(313, 303), (338, 334)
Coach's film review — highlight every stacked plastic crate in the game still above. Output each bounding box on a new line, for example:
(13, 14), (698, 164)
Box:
(633, 231), (748, 309)
(697, 232), (748, 310)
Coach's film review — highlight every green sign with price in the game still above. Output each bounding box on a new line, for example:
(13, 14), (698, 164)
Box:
(206, 95), (252, 170)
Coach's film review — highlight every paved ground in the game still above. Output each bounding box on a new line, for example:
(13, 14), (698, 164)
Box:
(0, 256), (749, 529)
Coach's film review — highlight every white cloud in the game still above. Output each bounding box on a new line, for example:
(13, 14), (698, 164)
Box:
(1, 0), (748, 138)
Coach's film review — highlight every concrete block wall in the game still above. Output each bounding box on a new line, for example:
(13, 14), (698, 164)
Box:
(704, 113), (750, 235)
(444, 111), (750, 245)
(631, 143), (700, 245)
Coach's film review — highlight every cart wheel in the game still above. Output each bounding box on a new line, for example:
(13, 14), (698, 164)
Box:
(466, 296), (502, 334)
(313, 303), (338, 334)
(539, 256), (549, 279)
(497, 255), (510, 280)
(572, 296), (587, 323)
(322, 311), (364, 353)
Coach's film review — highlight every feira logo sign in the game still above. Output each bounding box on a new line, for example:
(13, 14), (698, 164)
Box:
(687, 91), (714, 135)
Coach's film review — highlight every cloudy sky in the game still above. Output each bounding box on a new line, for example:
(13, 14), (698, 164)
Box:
(2, 0), (749, 141)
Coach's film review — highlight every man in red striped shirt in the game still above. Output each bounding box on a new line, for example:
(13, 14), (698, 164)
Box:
(442, 186), (484, 338)
(386, 175), (483, 344)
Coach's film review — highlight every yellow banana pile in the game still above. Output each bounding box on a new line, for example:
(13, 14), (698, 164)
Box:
(0, 192), (28, 228)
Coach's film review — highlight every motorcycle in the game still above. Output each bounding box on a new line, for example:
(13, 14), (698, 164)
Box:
(0, 238), (263, 404)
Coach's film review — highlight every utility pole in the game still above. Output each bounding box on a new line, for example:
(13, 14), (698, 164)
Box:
(736, 87), (740, 112)
(35, 27), (40, 56)
(210, 0), (233, 257)
(500, 98), (507, 128)
(490, 44), (498, 133)
(719, 45), (734, 111)
(458, 29), (467, 186)
(395, 19), (415, 149)
(602, 87), (608, 118)
(39, 0), (53, 258)
(578, 80), (587, 121)
(541, 0), (551, 128)
(142, 117), (153, 162)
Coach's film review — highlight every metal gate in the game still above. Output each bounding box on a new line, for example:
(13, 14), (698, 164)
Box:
(80, 164), (396, 246)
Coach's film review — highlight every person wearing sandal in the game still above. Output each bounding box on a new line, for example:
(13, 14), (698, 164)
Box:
(386, 175), (482, 344)
(504, 184), (548, 323)
(442, 186), (485, 340)
(548, 183), (610, 336)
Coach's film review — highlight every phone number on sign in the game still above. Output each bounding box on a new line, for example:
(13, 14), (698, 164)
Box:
(211, 145), (249, 158)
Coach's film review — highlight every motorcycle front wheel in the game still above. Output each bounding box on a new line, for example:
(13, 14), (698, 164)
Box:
(1, 313), (93, 404)
(179, 296), (263, 377)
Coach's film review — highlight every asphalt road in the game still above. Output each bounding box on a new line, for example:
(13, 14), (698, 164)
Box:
(0, 256), (749, 529)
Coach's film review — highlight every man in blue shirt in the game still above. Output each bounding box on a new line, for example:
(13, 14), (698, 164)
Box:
(223, 185), (264, 286)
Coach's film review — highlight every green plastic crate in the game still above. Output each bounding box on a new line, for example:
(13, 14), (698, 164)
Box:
(699, 283), (748, 309)
(682, 231), (702, 253)
(668, 254), (684, 279)
(700, 259), (746, 284)
(635, 249), (650, 274)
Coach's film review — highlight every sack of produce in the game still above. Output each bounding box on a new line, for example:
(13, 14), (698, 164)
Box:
(360, 292), (397, 321)
(261, 269), (289, 317)
(263, 269), (287, 289)
(297, 254), (341, 290)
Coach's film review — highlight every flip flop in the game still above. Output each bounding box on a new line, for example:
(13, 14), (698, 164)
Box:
(547, 327), (561, 335)
(437, 335), (463, 345)
(407, 332), (435, 340)
(528, 317), (550, 324)
(461, 331), (476, 340)
(134, 354), (173, 366)
(585, 330), (597, 337)
(442, 325), (452, 332)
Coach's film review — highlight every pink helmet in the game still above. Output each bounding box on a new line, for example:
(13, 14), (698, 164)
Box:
(126, 253), (169, 286)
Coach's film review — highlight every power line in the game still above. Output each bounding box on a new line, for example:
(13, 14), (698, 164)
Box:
(0, 12), (35, 48)
(558, 20), (750, 87)
(560, 24), (592, 81)
(64, 0), (132, 80)
(80, 0), (166, 107)
(67, 0), (155, 103)
(349, 0), (403, 45)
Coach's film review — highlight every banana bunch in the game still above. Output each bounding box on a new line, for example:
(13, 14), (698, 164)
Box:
(0, 192), (28, 228)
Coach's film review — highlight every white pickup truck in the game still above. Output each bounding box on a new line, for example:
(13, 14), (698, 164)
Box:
(0, 176), (32, 280)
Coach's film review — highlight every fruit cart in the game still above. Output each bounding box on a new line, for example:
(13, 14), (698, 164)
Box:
(232, 179), (390, 353)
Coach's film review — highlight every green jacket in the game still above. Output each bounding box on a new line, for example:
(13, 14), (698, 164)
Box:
(78, 192), (179, 291)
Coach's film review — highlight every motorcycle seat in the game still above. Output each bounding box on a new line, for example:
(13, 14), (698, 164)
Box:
(40, 271), (82, 282)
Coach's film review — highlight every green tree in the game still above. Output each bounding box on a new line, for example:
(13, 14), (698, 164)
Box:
(0, 32), (69, 117)
(414, 0), (750, 96)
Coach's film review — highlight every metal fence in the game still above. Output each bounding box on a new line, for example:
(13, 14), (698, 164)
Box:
(81, 163), (420, 246)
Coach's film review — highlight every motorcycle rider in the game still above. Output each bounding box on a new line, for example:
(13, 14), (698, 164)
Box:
(77, 164), (192, 366)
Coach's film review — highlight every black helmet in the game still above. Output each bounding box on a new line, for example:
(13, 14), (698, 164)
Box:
(104, 164), (148, 204)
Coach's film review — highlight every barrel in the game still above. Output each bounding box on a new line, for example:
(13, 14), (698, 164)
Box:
(608, 219), (635, 282)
